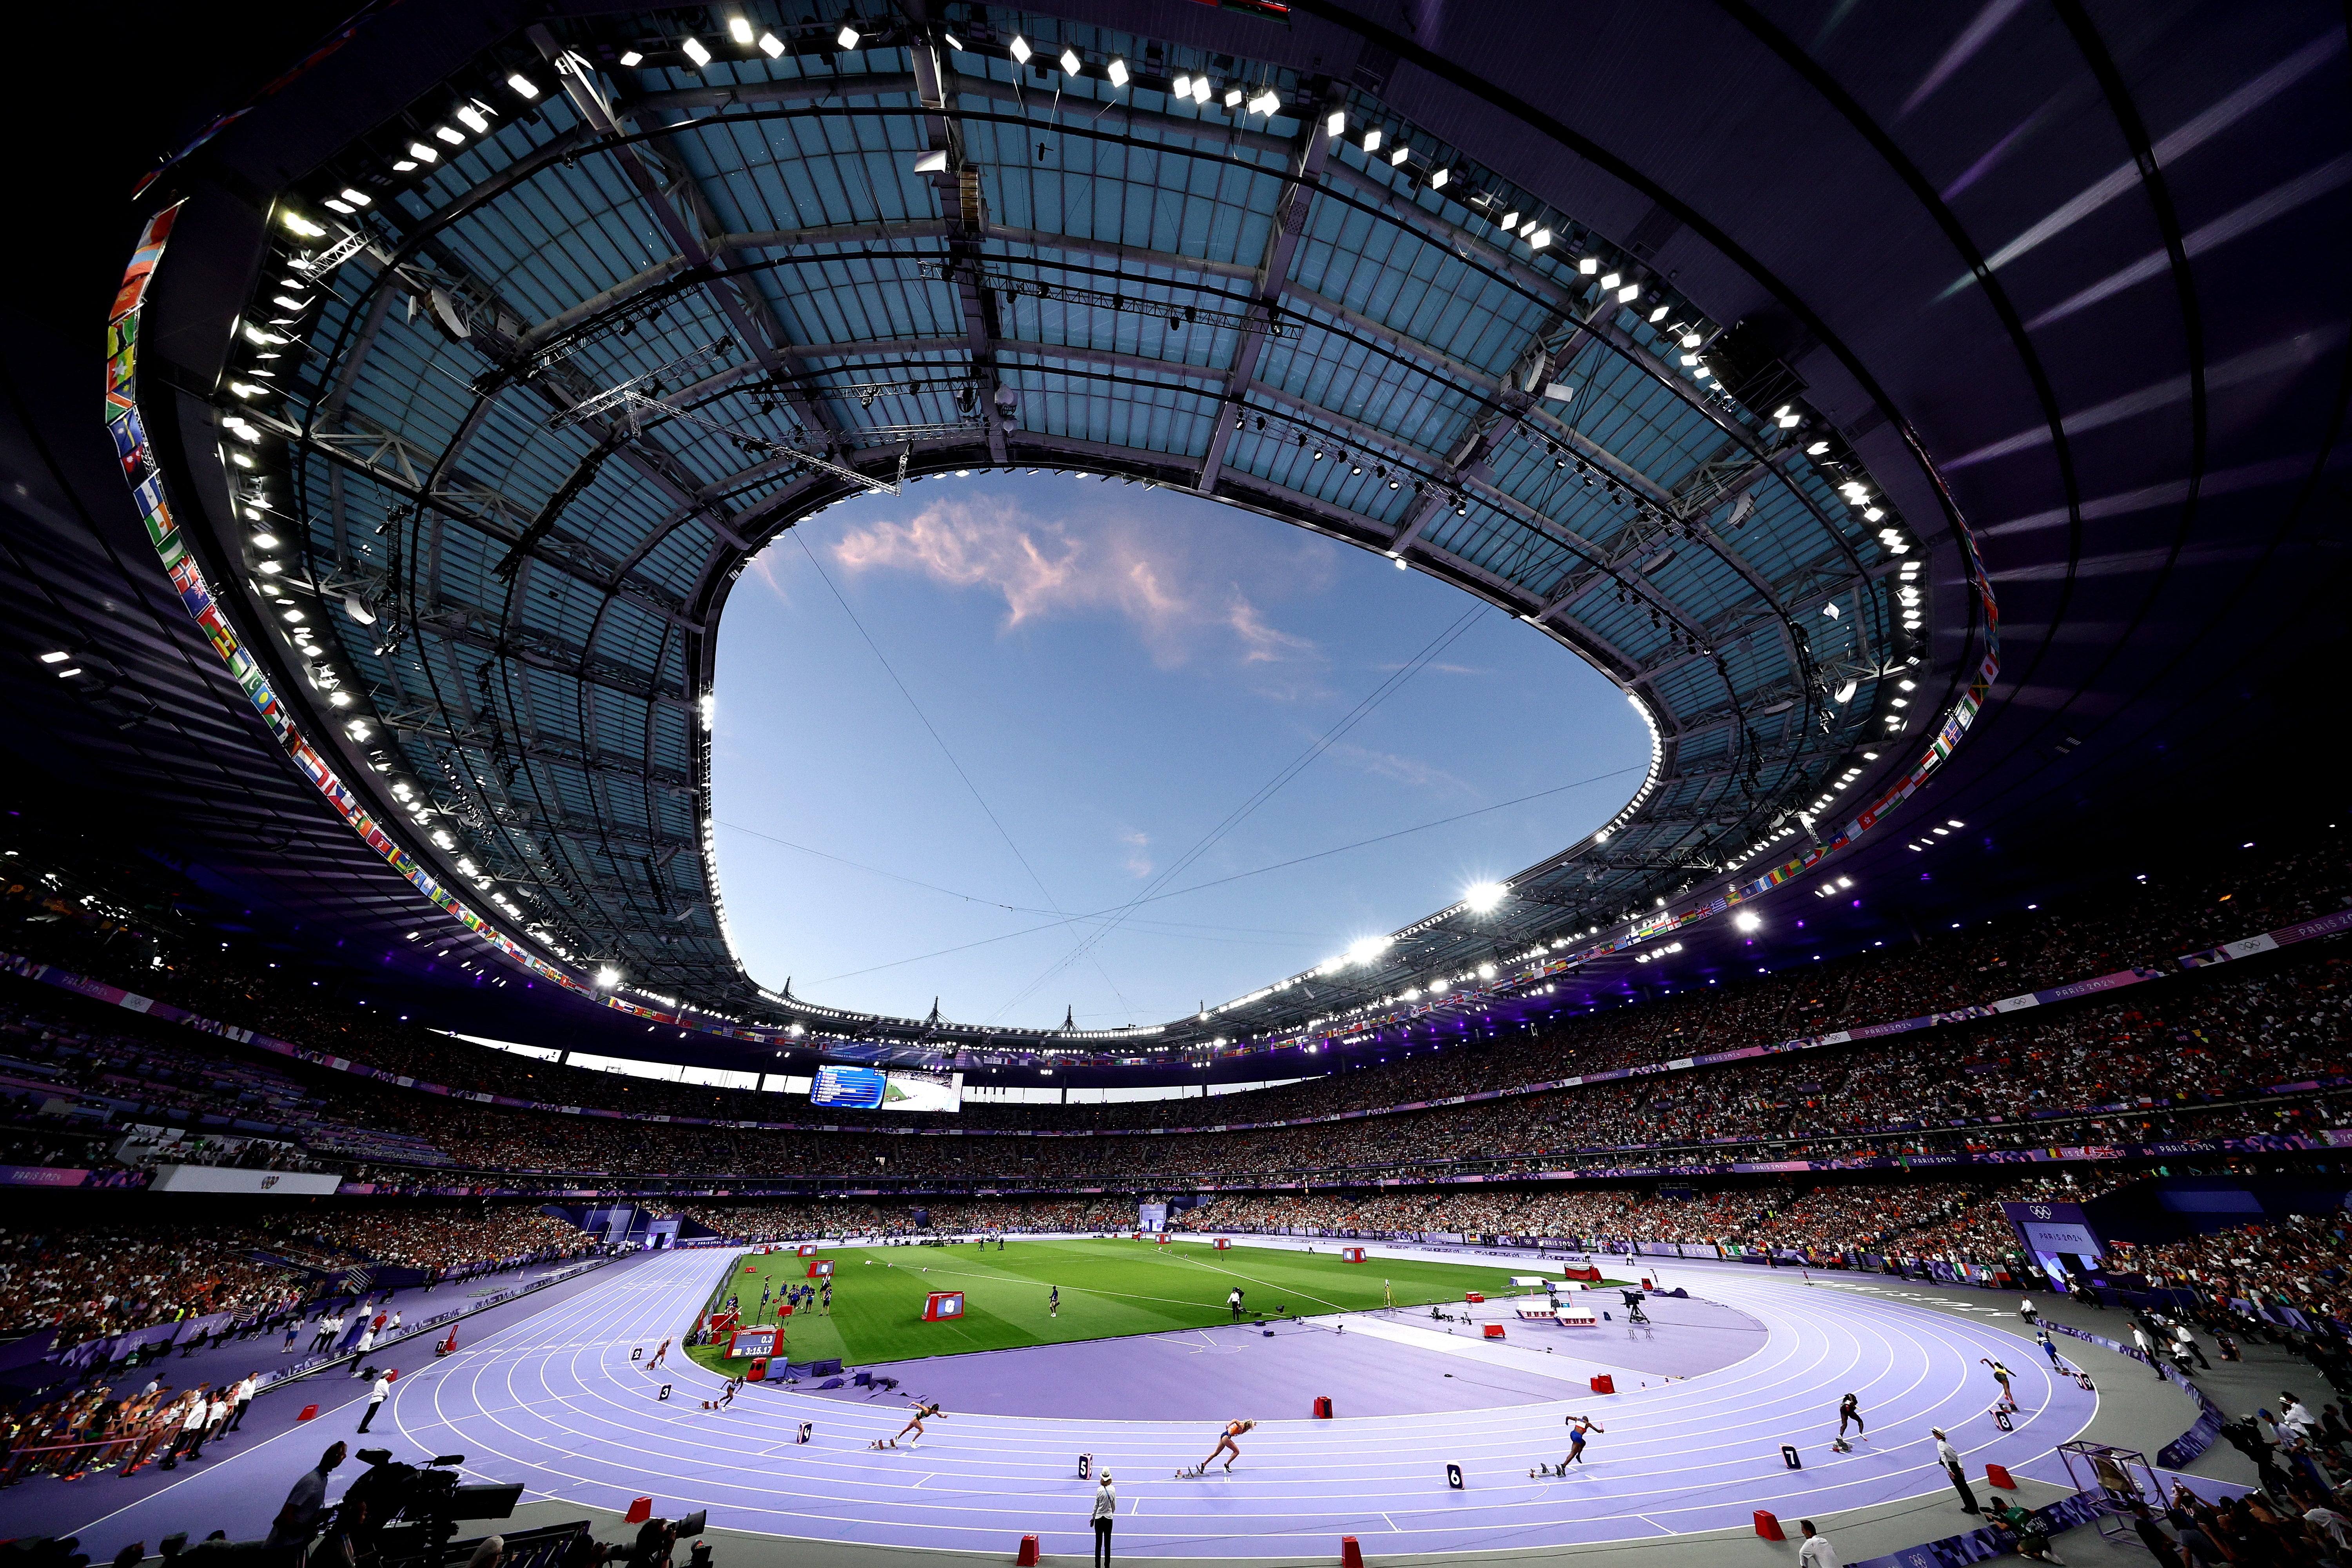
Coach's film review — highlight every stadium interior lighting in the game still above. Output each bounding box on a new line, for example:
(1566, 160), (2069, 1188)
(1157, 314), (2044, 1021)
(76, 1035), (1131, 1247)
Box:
(1327, 109), (1345, 135)
(1734, 911), (1762, 932)
(1172, 73), (1192, 97)
(1362, 128), (1382, 152)
(1463, 882), (1506, 913)
(595, 965), (621, 989)
(681, 36), (711, 66)
(727, 16), (753, 43)
(1347, 936), (1392, 965)
(617, 50), (643, 65)
(941, 32), (963, 51)
(38, 650), (68, 663)
(1107, 57), (1129, 86)
(506, 72), (539, 97)
(1008, 35), (1031, 63)
(839, 25), (863, 50)
(1060, 46), (1083, 74)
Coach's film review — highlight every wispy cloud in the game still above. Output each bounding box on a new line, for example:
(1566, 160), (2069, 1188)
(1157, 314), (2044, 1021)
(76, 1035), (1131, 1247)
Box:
(826, 494), (1322, 670)
(1323, 741), (1474, 796)
(1117, 829), (1152, 878)
(746, 552), (792, 604)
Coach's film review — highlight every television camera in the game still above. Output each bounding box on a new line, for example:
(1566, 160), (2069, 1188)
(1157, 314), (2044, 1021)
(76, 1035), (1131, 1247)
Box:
(572, 1512), (712, 1568)
(1619, 1290), (1650, 1326)
(341, 1449), (522, 1567)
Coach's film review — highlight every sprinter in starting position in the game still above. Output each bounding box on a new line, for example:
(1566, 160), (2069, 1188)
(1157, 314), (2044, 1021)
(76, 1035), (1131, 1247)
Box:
(1190, 1418), (1256, 1474)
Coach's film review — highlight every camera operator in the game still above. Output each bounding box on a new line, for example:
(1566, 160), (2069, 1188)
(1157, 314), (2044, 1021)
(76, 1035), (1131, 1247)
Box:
(269, 1443), (350, 1553)
(628, 1519), (677, 1568)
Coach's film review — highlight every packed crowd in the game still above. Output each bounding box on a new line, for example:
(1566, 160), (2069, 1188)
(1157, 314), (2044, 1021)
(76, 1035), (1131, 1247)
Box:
(1169, 1170), (2152, 1269)
(289, 1207), (596, 1275)
(0, 1223), (310, 1352)
(672, 1196), (1139, 1240)
(4, 833), (2343, 1146)
(303, 953), (2350, 1189)
(2122, 1210), (2352, 1327)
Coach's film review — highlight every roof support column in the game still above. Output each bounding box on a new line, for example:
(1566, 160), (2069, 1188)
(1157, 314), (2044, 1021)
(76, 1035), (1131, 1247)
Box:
(1196, 86), (1343, 494)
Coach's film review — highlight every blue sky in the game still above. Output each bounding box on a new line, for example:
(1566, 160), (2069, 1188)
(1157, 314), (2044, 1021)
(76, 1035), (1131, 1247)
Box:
(709, 472), (1648, 1030)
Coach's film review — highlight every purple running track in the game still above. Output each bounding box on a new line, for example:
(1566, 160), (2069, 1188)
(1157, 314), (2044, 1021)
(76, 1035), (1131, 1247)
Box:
(350, 1249), (2097, 1557)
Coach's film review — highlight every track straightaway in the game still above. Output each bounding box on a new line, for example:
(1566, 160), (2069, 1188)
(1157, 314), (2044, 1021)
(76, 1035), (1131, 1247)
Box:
(383, 1250), (2096, 1558)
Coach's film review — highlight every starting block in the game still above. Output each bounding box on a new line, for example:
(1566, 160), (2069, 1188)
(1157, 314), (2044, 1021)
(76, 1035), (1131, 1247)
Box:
(625, 1498), (653, 1525)
(1754, 1511), (1785, 1541)
(1831, 1437), (1851, 1453)
(1986, 1463), (2016, 1489)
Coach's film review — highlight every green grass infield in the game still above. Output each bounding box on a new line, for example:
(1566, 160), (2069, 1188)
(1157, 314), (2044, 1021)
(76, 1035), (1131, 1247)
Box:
(683, 1236), (1620, 1372)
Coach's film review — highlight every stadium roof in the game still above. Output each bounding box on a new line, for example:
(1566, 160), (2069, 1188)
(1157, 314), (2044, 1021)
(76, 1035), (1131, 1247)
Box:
(12, 0), (2346, 1073)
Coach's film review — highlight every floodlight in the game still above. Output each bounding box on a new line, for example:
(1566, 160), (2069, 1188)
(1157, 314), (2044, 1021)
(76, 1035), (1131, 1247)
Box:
(1009, 35), (1031, 62)
(728, 16), (753, 44)
(1463, 882), (1506, 913)
(508, 73), (540, 97)
(759, 33), (784, 56)
(1734, 911), (1762, 932)
(1060, 47), (1082, 74)
(1327, 109), (1345, 136)
(839, 25), (862, 50)
(681, 36), (711, 66)
(1107, 58), (1129, 86)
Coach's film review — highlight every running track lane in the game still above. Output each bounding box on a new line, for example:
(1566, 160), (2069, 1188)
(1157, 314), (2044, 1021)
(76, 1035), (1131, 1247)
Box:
(385, 1250), (2096, 1558)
